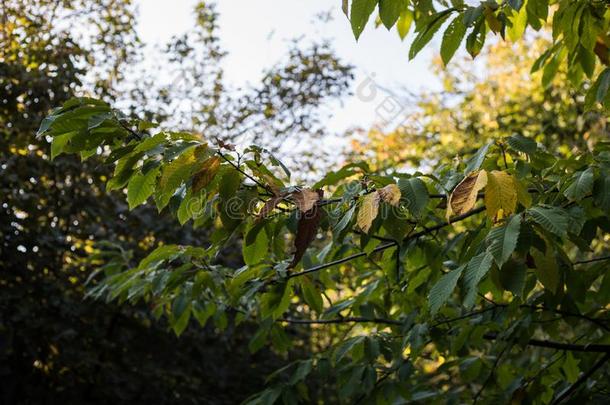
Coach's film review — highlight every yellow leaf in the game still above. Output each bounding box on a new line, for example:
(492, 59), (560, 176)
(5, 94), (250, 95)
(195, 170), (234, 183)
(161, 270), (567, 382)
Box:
(357, 192), (380, 233)
(292, 188), (321, 212)
(514, 177), (532, 208)
(378, 184), (401, 206)
(484, 170), (517, 222)
(448, 170), (487, 219)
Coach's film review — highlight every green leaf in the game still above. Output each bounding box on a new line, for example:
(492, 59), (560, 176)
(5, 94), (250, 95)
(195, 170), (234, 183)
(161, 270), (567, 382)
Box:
(506, 134), (537, 155)
(50, 131), (77, 159)
(138, 244), (182, 269)
(465, 19), (486, 59)
(465, 141), (493, 174)
(507, 1), (528, 41)
(248, 324), (271, 354)
(300, 276), (323, 314)
(127, 167), (160, 209)
(334, 336), (365, 363)
(333, 204), (356, 240)
(398, 177), (429, 218)
(243, 225), (269, 266)
(441, 16), (467, 66)
(219, 168), (242, 200)
(564, 168), (594, 201)
(107, 152), (144, 191)
(528, 206), (568, 237)
(409, 10), (454, 60)
(289, 360), (313, 385)
(531, 246), (559, 294)
(381, 205), (412, 241)
(541, 46), (564, 88)
(396, 10), (413, 40)
(155, 150), (197, 210)
(498, 259), (527, 296)
(486, 214), (521, 267)
(562, 352), (580, 383)
(378, 0), (404, 29)
(508, 0), (524, 12)
(134, 132), (167, 153)
(593, 173), (610, 211)
(463, 251), (494, 307)
(172, 291), (191, 336)
(595, 68), (610, 104)
(351, 0), (378, 40)
(429, 265), (464, 315)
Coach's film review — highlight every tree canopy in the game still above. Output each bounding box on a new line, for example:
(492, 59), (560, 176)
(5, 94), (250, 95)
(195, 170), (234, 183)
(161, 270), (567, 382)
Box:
(6, 0), (610, 404)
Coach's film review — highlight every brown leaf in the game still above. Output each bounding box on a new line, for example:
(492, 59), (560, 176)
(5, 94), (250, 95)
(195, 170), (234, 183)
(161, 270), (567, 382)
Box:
(447, 170), (487, 219)
(378, 184), (401, 206)
(357, 192), (381, 233)
(291, 188), (321, 213)
(215, 138), (235, 151)
(290, 189), (324, 268)
(257, 194), (285, 220)
(192, 156), (221, 192)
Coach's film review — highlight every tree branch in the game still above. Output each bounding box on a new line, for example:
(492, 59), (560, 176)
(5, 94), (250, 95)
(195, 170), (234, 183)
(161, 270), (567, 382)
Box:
(574, 255), (610, 265)
(483, 333), (610, 353)
(278, 316), (610, 353)
(551, 352), (610, 404)
(279, 317), (401, 326)
(287, 206), (485, 279)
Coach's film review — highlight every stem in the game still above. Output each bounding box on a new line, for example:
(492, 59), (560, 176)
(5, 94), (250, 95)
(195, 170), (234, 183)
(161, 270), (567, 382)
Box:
(473, 343), (510, 404)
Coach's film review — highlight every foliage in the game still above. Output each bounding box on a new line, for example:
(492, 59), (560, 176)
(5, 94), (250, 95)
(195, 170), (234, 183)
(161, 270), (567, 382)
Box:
(13, 0), (610, 404)
(343, 0), (610, 109)
(1, 1), (351, 403)
(39, 91), (610, 402)
(350, 36), (608, 172)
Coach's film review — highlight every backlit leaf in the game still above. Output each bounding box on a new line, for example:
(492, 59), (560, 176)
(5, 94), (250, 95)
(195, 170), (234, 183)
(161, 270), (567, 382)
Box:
(484, 170), (517, 222)
(351, 0), (378, 40)
(127, 167), (160, 209)
(448, 170), (487, 219)
(441, 16), (467, 66)
(357, 192), (380, 233)
(378, 183), (401, 206)
(292, 188), (321, 212)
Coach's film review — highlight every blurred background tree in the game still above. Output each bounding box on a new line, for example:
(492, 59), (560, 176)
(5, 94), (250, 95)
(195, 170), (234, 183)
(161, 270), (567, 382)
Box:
(349, 36), (609, 173)
(0, 1), (351, 403)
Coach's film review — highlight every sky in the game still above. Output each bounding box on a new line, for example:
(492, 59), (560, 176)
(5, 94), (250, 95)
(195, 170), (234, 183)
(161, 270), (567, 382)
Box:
(135, 0), (440, 134)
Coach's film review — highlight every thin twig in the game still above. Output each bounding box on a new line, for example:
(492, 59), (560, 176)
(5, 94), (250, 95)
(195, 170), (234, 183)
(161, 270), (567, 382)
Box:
(473, 343), (510, 404)
(574, 255), (610, 265)
(216, 151), (270, 191)
(279, 317), (401, 326)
